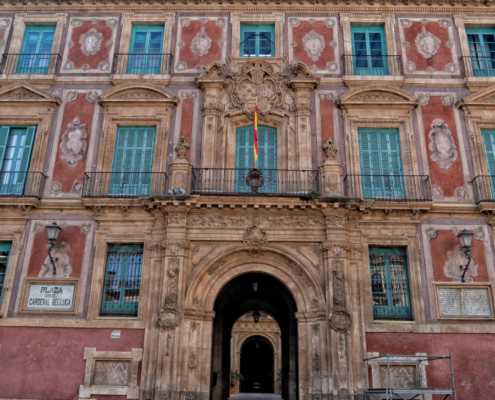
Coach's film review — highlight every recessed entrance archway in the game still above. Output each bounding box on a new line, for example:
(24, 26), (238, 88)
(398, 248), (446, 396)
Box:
(240, 335), (274, 393)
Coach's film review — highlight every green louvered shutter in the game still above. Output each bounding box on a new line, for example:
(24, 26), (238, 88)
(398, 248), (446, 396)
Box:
(351, 25), (388, 76)
(0, 242), (11, 307)
(127, 25), (164, 74)
(481, 130), (495, 199)
(18, 25), (56, 74)
(110, 127), (155, 196)
(359, 129), (404, 199)
(240, 25), (275, 57)
(0, 127), (10, 169)
(466, 28), (495, 77)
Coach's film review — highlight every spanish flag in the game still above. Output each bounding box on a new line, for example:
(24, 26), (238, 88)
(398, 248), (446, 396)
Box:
(253, 97), (258, 169)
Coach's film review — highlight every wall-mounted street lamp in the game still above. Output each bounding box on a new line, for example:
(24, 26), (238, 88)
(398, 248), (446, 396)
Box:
(252, 308), (260, 324)
(46, 222), (63, 275)
(457, 229), (474, 283)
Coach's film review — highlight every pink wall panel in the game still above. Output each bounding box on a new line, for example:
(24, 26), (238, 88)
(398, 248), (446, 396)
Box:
(0, 327), (145, 400)
(180, 21), (222, 68)
(421, 96), (463, 197)
(367, 332), (495, 399)
(431, 230), (488, 282)
(320, 97), (334, 160)
(292, 21), (334, 69)
(52, 93), (95, 192)
(68, 21), (113, 69)
(180, 97), (194, 160)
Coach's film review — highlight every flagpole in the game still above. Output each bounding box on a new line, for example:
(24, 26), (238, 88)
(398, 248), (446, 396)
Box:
(254, 96), (258, 170)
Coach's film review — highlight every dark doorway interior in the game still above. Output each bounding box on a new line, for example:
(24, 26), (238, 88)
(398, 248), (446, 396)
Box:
(240, 336), (274, 393)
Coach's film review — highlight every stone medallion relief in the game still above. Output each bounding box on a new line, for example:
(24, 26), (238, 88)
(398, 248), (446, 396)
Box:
(38, 242), (73, 278)
(191, 27), (212, 57)
(79, 28), (103, 56)
(60, 117), (88, 167)
(415, 28), (441, 59)
(444, 246), (479, 283)
(428, 118), (458, 171)
(302, 30), (326, 62)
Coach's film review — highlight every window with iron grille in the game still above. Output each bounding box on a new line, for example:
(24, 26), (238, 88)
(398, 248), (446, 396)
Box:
(101, 244), (143, 318)
(369, 247), (413, 321)
(0, 242), (11, 306)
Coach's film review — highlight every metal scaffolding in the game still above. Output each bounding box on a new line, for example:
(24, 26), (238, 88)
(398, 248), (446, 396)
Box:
(362, 354), (457, 400)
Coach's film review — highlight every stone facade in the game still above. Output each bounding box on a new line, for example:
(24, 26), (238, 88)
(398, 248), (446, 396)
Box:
(0, 3), (494, 400)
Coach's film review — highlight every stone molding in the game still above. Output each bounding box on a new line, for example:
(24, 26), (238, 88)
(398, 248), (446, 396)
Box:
(79, 347), (143, 399)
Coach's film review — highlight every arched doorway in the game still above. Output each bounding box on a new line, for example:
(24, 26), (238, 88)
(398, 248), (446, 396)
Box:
(211, 272), (298, 400)
(240, 335), (274, 393)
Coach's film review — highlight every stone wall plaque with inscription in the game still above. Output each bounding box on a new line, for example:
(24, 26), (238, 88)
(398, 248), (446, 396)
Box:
(26, 284), (75, 310)
(438, 287), (492, 317)
(93, 360), (131, 386)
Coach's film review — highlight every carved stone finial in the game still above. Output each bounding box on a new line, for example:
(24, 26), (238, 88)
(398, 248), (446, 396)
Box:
(322, 138), (338, 161)
(175, 136), (190, 159)
(196, 61), (225, 80)
(290, 61), (317, 79)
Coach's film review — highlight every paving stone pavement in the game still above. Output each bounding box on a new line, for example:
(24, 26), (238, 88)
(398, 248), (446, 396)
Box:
(229, 394), (282, 400)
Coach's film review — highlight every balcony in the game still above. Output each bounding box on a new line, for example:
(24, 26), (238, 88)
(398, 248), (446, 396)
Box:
(342, 55), (404, 88)
(0, 53), (60, 87)
(461, 56), (495, 91)
(344, 175), (432, 202)
(471, 175), (495, 204)
(82, 172), (168, 199)
(0, 171), (47, 206)
(111, 53), (173, 85)
(191, 168), (319, 197)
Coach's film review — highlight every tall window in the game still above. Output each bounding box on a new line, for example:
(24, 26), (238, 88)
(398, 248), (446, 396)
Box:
(466, 28), (495, 77)
(351, 26), (387, 75)
(110, 127), (155, 196)
(240, 25), (275, 57)
(0, 242), (11, 306)
(0, 126), (36, 195)
(101, 244), (143, 318)
(127, 25), (164, 74)
(236, 126), (276, 193)
(358, 128), (404, 199)
(481, 130), (495, 198)
(17, 26), (56, 74)
(369, 247), (412, 321)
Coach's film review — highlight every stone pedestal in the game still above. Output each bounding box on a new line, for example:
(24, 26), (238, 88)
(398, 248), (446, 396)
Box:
(168, 159), (193, 193)
(319, 159), (344, 197)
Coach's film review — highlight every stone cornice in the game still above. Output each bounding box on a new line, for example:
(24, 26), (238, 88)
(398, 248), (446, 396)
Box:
(0, 4), (493, 11)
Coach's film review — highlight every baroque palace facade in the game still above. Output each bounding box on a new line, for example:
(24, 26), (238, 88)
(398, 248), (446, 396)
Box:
(2, 1), (495, 400)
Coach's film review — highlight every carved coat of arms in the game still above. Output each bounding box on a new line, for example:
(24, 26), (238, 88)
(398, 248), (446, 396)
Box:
(428, 118), (458, 171)
(226, 61), (289, 116)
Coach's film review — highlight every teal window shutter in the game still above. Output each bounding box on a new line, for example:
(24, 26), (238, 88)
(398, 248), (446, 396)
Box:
(235, 126), (277, 193)
(127, 25), (164, 74)
(0, 242), (12, 307)
(481, 130), (495, 198)
(110, 127), (156, 196)
(240, 25), (275, 57)
(0, 126), (36, 195)
(359, 129), (404, 199)
(18, 25), (56, 74)
(351, 25), (388, 76)
(369, 247), (412, 321)
(466, 28), (495, 77)
(101, 244), (143, 318)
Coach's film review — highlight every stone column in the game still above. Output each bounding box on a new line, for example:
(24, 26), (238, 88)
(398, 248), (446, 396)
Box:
(319, 138), (344, 197)
(196, 62), (226, 169)
(169, 159), (193, 194)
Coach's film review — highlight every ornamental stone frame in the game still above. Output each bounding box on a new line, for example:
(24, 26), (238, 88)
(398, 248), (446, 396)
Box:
(336, 86), (421, 195)
(421, 224), (495, 322)
(414, 90), (471, 202)
(2, 13), (67, 87)
(340, 14), (402, 88)
(113, 12), (175, 85)
(94, 83), (178, 175)
(288, 16), (340, 76)
(230, 13), (285, 72)
(455, 15), (495, 91)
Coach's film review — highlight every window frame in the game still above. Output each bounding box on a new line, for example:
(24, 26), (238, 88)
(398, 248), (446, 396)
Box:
(239, 24), (275, 58)
(466, 27), (495, 77)
(0, 242), (12, 307)
(350, 25), (388, 76)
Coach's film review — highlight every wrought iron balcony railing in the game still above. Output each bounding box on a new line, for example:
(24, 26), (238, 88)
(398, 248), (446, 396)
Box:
(0, 171), (47, 198)
(82, 172), (168, 198)
(1, 53), (60, 75)
(342, 54), (402, 76)
(112, 53), (173, 75)
(461, 56), (495, 78)
(191, 168), (319, 197)
(471, 175), (495, 203)
(344, 175), (431, 201)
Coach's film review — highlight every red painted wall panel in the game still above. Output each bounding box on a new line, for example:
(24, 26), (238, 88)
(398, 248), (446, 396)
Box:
(320, 97), (334, 160)
(180, 97), (194, 160)
(422, 96), (463, 197)
(53, 93), (95, 192)
(404, 21), (452, 72)
(431, 230), (488, 282)
(68, 21), (113, 69)
(180, 21), (222, 69)
(292, 21), (334, 69)
(27, 226), (87, 278)
(0, 327), (144, 400)
(366, 332), (495, 399)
